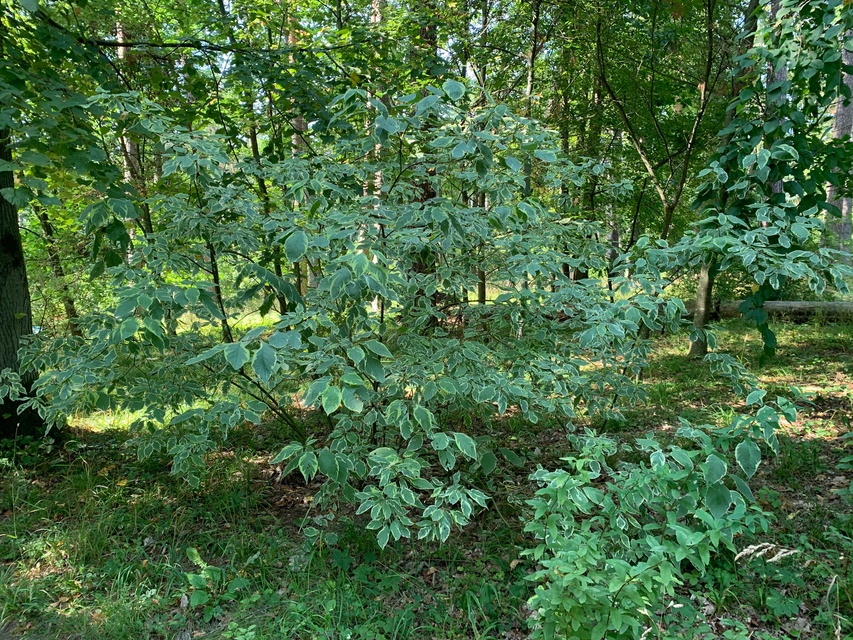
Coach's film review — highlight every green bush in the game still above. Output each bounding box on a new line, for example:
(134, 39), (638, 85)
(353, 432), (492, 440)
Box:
(524, 422), (774, 640)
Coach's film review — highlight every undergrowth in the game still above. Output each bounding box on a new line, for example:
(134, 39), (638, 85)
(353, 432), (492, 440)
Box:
(1, 321), (852, 639)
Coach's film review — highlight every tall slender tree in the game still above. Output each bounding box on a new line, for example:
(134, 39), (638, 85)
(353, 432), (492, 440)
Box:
(826, 31), (853, 258)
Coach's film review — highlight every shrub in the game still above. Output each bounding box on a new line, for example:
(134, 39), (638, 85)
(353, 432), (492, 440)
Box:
(524, 417), (777, 639)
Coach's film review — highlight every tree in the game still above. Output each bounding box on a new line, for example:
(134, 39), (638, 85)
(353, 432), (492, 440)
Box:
(595, 0), (730, 243)
(0, 128), (42, 438)
(0, 1), (130, 436)
(689, 0), (760, 357)
(0, 2), (57, 438)
(688, 0), (853, 359)
(826, 29), (853, 258)
(2, 0), (850, 557)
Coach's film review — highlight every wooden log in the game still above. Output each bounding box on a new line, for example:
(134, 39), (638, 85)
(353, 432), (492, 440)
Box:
(717, 300), (853, 321)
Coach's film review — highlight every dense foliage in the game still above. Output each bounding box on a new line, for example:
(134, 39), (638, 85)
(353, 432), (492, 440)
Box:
(1, 0), (853, 637)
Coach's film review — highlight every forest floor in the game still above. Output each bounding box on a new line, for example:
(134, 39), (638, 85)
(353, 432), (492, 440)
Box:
(1, 320), (852, 639)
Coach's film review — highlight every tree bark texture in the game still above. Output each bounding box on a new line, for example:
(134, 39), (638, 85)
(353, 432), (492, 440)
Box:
(687, 261), (716, 357)
(0, 129), (43, 438)
(0, 130), (32, 373)
(827, 30), (853, 257)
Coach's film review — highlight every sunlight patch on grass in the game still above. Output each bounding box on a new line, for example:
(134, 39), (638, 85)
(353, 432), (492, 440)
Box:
(70, 408), (144, 432)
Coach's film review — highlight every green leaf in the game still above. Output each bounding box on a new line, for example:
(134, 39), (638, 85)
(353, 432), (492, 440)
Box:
(377, 525), (390, 549)
(190, 590), (210, 607)
(438, 378), (457, 394)
(730, 473), (755, 502)
(790, 223), (809, 242)
(417, 94), (440, 111)
(298, 451), (318, 481)
(432, 432), (450, 451)
(110, 198), (138, 220)
(772, 143), (799, 161)
(270, 443), (302, 465)
(186, 547), (204, 567)
(341, 372), (363, 386)
(362, 356), (385, 383)
(453, 432), (477, 460)
(347, 346), (365, 363)
(0, 187), (30, 208)
(704, 453), (727, 486)
(269, 330), (301, 349)
(342, 387), (364, 412)
(321, 385), (342, 414)
(479, 451), (497, 475)
(20, 0), (38, 12)
(227, 577), (250, 593)
(505, 156), (523, 172)
(745, 389), (766, 406)
(430, 136), (456, 148)
(376, 115), (403, 134)
(119, 317), (138, 340)
(115, 297), (138, 318)
(669, 447), (694, 470)
(95, 392), (112, 411)
(705, 482), (732, 520)
(224, 342), (250, 370)
(303, 377), (330, 407)
(187, 573), (207, 589)
(252, 342), (276, 384)
(284, 230), (308, 262)
(318, 449), (348, 484)
(499, 447), (524, 467)
(442, 79), (466, 101)
(534, 149), (557, 163)
(413, 405), (433, 430)
(19, 150), (50, 167)
(735, 439), (761, 479)
(364, 340), (393, 358)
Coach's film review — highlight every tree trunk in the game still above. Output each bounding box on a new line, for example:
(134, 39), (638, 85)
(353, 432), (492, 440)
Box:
(207, 241), (234, 343)
(250, 123), (290, 314)
(35, 206), (82, 336)
(826, 29), (853, 259)
(522, 0), (541, 197)
(476, 194), (487, 304)
(688, 0), (759, 355)
(768, 0), (787, 200)
(659, 201), (674, 243)
(0, 129), (43, 438)
(688, 260), (716, 357)
(116, 22), (154, 237)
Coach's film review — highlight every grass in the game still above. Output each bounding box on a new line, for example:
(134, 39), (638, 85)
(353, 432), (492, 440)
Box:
(2, 320), (853, 638)
(0, 432), (528, 639)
